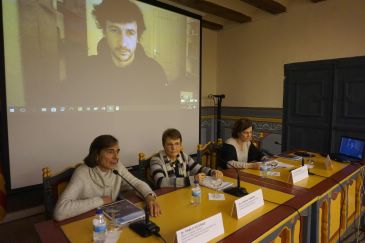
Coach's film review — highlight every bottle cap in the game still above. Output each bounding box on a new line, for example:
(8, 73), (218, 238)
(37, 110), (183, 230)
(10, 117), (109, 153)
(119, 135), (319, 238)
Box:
(96, 207), (103, 214)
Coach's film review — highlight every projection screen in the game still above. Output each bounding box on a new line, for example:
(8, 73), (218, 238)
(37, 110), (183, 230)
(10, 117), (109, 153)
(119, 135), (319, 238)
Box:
(1, 0), (201, 190)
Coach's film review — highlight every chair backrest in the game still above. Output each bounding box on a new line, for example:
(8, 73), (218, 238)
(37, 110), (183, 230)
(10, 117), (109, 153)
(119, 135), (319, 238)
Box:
(0, 166), (6, 221)
(252, 132), (264, 150)
(138, 153), (156, 189)
(196, 139), (223, 169)
(42, 165), (79, 219)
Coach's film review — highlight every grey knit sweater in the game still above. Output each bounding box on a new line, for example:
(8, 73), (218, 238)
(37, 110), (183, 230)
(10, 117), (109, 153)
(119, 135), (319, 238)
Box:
(54, 162), (154, 221)
(150, 150), (212, 188)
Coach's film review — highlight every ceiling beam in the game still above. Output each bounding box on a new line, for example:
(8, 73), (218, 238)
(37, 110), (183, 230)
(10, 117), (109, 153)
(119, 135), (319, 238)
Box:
(240, 0), (286, 14)
(169, 0), (252, 23)
(202, 19), (223, 30)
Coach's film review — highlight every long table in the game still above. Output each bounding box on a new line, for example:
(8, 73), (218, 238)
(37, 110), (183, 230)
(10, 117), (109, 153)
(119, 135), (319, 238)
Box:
(35, 154), (364, 243)
(35, 177), (308, 242)
(223, 153), (365, 242)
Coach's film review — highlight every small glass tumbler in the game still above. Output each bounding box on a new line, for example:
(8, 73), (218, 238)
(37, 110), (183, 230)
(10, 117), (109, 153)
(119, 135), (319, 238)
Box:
(306, 157), (315, 169)
(260, 163), (269, 177)
(210, 177), (223, 191)
(107, 209), (120, 232)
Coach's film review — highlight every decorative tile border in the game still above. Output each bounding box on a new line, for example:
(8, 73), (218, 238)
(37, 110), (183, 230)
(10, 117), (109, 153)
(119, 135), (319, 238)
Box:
(200, 107), (283, 147)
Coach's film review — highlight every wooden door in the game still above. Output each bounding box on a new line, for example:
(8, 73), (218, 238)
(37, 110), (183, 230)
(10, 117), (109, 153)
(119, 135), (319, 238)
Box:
(283, 61), (334, 153)
(331, 56), (365, 151)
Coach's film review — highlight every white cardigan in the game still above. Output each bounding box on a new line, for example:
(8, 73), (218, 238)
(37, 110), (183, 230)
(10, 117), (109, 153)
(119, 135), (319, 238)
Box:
(53, 162), (154, 221)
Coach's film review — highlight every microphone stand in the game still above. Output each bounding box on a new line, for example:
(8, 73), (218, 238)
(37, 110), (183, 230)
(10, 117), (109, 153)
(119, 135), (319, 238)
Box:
(301, 157), (316, 175)
(216, 95), (224, 141)
(209, 94), (225, 142)
(113, 170), (159, 237)
(223, 166), (248, 197)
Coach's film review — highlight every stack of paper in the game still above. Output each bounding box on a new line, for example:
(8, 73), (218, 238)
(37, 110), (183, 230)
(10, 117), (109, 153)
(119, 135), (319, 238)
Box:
(276, 153), (302, 161)
(201, 176), (233, 191)
(101, 199), (145, 226)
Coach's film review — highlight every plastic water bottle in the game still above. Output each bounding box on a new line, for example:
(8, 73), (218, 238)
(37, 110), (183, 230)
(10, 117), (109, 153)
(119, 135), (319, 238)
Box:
(93, 207), (107, 243)
(191, 180), (201, 206)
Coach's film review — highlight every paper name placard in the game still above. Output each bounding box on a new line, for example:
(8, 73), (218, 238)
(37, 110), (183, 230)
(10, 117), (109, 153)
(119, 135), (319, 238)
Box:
(290, 165), (309, 183)
(234, 189), (264, 219)
(324, 155), (334, 170)
(176, 213), (224, 243)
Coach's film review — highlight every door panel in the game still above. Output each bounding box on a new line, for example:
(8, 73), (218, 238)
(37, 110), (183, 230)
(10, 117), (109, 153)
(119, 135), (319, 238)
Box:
(333, 58), (365, 127)
(286, 124), (330, 153)
(283, 62), (333, 151)
(283, 56), (365, 153)
(285, 65), (333, 123)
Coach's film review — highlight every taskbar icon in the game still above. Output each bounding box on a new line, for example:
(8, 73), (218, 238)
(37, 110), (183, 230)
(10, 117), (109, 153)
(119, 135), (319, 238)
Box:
(8, 105), (121, 113)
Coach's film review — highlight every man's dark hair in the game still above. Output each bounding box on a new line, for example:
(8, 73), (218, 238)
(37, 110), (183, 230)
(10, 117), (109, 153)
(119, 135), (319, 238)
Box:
(232, 118), (253, 139)
(84, 135), (118, 168)
(162, 128), (182, 146)
(92, 0), (146, 40)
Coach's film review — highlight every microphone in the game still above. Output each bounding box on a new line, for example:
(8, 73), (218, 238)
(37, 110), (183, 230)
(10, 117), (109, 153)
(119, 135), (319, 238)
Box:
(223, 165), (248, 197)
(260, 148), (274, 157)
(208, 94), (226, 99)
(300, 158), (316, 175)
(112, 170), (160, 237)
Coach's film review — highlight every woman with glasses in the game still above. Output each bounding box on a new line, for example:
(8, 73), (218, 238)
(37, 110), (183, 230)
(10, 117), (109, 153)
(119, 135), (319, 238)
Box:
(54, 135), (161, 221)
(219, 118), (265, 169)
(150, 128), (223, 188)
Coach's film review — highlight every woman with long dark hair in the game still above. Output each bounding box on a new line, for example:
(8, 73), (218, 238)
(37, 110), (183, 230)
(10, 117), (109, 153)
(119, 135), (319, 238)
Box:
(219, 119), (264, 169)
(54, 135), (161, 221)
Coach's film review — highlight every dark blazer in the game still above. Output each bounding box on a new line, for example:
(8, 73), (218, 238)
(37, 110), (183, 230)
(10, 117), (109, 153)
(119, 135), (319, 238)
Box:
(219, 142), (264, 169)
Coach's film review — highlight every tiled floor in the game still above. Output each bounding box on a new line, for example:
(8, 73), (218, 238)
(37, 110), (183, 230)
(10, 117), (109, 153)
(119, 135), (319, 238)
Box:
(0, 214), (44, 243)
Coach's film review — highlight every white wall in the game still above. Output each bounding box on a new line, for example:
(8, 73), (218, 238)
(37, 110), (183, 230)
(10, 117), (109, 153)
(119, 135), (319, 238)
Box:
(216, 0), (365, 108)
(201, 28), (218, 106)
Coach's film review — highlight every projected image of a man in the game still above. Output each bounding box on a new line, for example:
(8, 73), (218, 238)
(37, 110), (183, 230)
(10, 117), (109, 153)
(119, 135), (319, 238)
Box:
(92, 0), (146, 68)
(105, 21), (138, 67)
(69, 0), (167, 105)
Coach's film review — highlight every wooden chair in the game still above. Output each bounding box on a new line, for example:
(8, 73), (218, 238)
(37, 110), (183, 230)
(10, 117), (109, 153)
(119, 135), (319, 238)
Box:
(42, 165), (80, 219)
(138, 153), (156, 189)
(252, 131), (264, 150)
(196, 139), (223, 169)
(0, 167), (6, 221)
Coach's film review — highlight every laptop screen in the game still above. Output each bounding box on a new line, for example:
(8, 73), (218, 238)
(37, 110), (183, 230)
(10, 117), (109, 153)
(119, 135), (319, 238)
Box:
(339, 136), (365, 160)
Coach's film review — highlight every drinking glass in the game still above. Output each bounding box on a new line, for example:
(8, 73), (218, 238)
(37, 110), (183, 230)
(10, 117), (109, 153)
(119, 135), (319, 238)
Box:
(260, 163), (269, 177)
(107, 208), (120, 232)
(106, 210), (122, 242)
(210, 177), (223, 191)
(306, 157), (315, 169)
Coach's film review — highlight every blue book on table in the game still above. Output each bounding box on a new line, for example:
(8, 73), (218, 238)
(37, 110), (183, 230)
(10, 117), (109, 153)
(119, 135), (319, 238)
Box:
(101, 199), (145, 226)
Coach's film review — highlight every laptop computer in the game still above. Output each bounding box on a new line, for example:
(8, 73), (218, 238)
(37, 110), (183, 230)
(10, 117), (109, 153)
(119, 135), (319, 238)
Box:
(330, 136), (365, 163)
